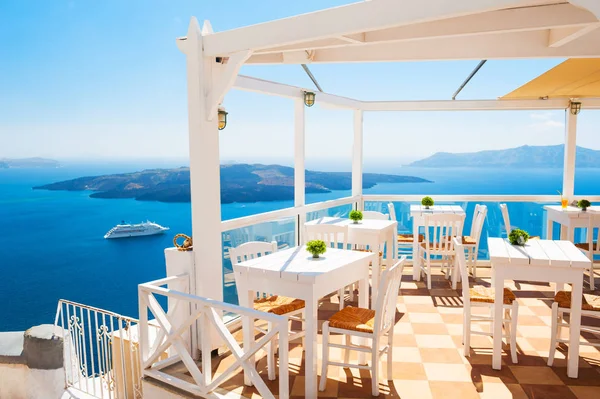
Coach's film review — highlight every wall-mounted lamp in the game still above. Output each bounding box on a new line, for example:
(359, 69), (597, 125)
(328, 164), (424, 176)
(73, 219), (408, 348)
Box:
(218, 107), (228, 130)
(303, 91), (315, 107)
(569, 100), (582, 115)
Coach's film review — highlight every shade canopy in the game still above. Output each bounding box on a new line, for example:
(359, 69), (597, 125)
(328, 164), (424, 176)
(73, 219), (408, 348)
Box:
(502, 58), (600, 100)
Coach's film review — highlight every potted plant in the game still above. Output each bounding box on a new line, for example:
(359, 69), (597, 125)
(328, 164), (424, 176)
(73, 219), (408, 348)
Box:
(509, 228), (530, 246)
(421, 196), (434, 209)
(306, 240), (327, 259)
(578, 199), (591, 211)
(349, 210), (363, 224)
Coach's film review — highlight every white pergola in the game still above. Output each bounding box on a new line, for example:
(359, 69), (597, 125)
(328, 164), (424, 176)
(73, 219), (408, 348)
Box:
(175, 0), (600, 310)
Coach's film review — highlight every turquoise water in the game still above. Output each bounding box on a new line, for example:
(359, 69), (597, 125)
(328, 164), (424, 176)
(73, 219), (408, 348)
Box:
(1, 164), (598, 330)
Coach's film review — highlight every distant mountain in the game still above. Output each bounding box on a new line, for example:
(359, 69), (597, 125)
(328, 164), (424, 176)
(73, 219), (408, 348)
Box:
(34, 163), (431, 204)
(0, 157), (60, 168)
(409, 145), (600, 168)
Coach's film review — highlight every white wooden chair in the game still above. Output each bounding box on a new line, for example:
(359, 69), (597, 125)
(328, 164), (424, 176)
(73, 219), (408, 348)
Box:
(418, 213), (465, 289)
(500, 203), (539, 239)
(319, 257), (406, 396)
(362, 210), (389, 220)
(574, 212), (599, 288)
(454, 238), (518, 363)
(461, 204), (487, 279)
(229, 241), (305, 380)
(547, 290), (600, 366)
(305, 223), (351, 310)
(387, 202), (424, 259)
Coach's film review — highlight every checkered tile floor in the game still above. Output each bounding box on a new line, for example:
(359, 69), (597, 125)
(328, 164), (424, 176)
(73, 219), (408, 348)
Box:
(188, 266), (600, 398)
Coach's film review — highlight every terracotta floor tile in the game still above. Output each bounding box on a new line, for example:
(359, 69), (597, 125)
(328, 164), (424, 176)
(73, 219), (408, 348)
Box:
(521, 384), (579, 399)
(392, 347), (422, 363)
(428, 381), (480, 399)
(569, 386), (600, 399)
(552, 367), (600, 386)
(404, 303), (440, 313)
(419, 348), (463, 364)
(423, 363), (473, 382)
(389, 362), (427, 380)
(415, 334), (456, 349)
(394, 333), (418, 347)
(407, 312), (444, 323)
(509, 366), (564, 385)
(411, 323), (448, 335)
(390, 380), (433, 399)
(479, 383), (529, 399)
(469, 364), (518, 384)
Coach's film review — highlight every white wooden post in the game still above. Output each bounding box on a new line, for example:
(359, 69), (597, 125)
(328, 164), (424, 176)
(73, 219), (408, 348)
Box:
(352, 110), (364, 210)
(562, 108), (578, 199)
(294, 99), (306, 245)
(178, 18), (223, 353)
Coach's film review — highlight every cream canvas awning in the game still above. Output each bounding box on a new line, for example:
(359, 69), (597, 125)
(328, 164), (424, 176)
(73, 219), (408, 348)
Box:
(502, 58), (600, 99)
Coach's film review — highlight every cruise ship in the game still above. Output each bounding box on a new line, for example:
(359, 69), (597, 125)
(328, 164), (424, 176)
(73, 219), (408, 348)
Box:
(103, 221), (169, 239)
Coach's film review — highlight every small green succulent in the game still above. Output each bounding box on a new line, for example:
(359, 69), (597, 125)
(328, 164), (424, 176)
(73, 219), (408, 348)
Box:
(349, 210), (363, 223)
(509, 229), (530, 246)
(578, 199), (591, 210)
(421, 196), (434, 207)
(306, 240), (327, 258)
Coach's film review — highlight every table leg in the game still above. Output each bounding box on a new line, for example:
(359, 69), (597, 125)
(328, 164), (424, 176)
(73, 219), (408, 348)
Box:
(546, 218), (554, 240)
(567, 275), (583, 378)
(358, 268), (369, 365)
(412, 223), (419, 281)
(370, 237), (380, 305)
(492, 267), (504, 370)
(238, 283), (255, 386)
(560, 223), (568, 240)
(304, 291), (319, 399)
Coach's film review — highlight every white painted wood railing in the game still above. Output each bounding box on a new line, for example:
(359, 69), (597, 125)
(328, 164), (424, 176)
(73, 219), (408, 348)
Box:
(138, 274), (289, 399)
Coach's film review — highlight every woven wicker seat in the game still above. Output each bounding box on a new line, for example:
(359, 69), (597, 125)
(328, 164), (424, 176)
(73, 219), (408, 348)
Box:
(469, 286), (516, 305)
(328, 306), (376, 333)
(462, 235), (477, 245)
(574, 242), (598, 251)
(398, 234), (424, 243)
(254, 295), (305, 315)
(554, 291), (600, 312)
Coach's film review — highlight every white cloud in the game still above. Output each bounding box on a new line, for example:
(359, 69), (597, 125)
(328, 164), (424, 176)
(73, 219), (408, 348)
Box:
(528, 112), (564, 131)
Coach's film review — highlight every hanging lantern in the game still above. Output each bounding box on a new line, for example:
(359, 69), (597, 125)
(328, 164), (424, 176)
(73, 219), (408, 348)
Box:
(569, 100), (581, 115)
(304, 91), (315, 107)
(218, 107), (228, 130)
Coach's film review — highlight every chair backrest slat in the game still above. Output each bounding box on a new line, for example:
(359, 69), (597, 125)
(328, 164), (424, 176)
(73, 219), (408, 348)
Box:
(387, 203), (397, 222)
(453, 238), (471, 304)
(500, 203), (511, 237)
(424, 213), (465, 254)
(374, 256), (406, 335)
(305, 223), (349, 249)
(229, 241), (278, 299)
(362, 210), (389, 220)
(469, 204), (488, 242)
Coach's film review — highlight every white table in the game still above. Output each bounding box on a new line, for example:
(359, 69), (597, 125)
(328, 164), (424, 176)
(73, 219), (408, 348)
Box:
(544, 205), (600, 241)
(304, 216), (397, 303)
(488, 237), (590, 378)
(410, 205), (466, 280)
(233, 246), (375, 399)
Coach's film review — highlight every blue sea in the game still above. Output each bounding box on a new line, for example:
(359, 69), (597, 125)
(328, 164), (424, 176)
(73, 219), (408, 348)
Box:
(1, 163), (598, 331)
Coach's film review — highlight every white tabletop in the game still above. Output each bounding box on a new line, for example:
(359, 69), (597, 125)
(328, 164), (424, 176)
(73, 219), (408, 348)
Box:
(234, 245), (375, 284)
(304, 216), (396, 232)
(410, 204), (465, 216)
(544, 205), (600, 216)
(488, 237), (590, 269)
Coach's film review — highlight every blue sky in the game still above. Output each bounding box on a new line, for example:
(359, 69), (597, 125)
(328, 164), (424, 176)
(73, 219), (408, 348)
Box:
(1, 0), (598, 171)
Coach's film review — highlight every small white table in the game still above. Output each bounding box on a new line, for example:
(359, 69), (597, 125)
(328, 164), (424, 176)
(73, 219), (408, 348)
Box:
(488, 237), (590, 378)
(410, 205), (466, 280)
(544, 205), (600, 241)
(304, 216), (397, 302)
(233, 246), (375, 399)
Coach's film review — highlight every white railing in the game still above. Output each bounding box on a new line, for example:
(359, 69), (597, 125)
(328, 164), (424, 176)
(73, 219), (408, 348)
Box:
(138, 274), (290, 399)
(363, 194), (600, 203)
(55, 299), (142, 399)
(221, 195), (359, 232)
